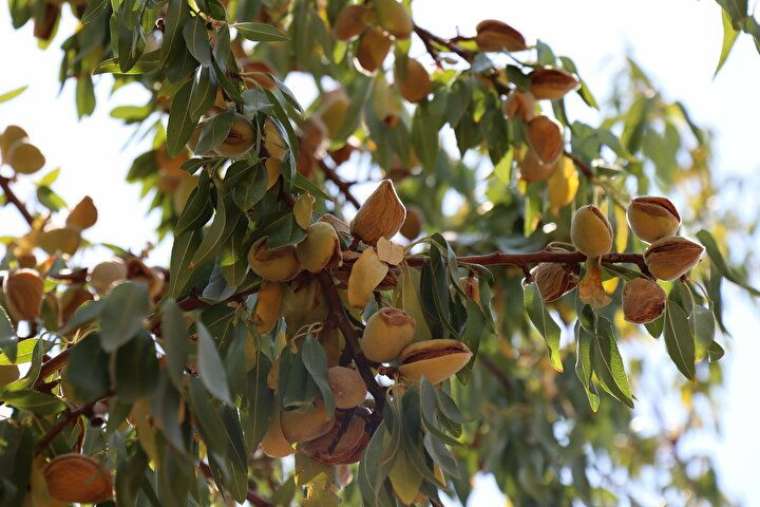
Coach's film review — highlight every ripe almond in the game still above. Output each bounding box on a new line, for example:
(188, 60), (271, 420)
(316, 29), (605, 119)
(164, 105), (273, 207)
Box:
(248, 240), (301, 282)
(3, 268), (44, 321)
(622, 278), (666, 324)
(280, 402), (335, 444)
(296, 222), (342, 273)
(361, 307), (416, 362)
(327, 366), (367, 409)
(254, 282), (283, 334)
(89, 258), (127, 295)
(375, 0), (413, 39)
(356, 26), (392, 73)
(317, 89), (351, 138)
(395, 58), (432, 103)
(398, 339), (473, 385)
(518, 147), (557, 182)
(526, 115), (563, 164)
(547, 156), (579, 214)
(350, 179), (407, 244)
(626, 196), (681, 243)
(347, 247), (389, 309)
(44, 454), (113, 504)
(261, 411), (295, 458)
(504, 90), (536, 121)
(644, 237), (704, 281)
(333, 4), (369, 40)
(300, 409), (369, 465)
(475, 19), (527, 52)
(532, 262), (579, 302)
(529, 68), (579, 100)
(214, 113), (255, 158)
(570, 205), (613, 258)
(400, 206), (423, 240)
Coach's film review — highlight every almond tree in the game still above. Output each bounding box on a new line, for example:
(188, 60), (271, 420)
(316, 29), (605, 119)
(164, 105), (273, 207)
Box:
(0, 0), (758, 505)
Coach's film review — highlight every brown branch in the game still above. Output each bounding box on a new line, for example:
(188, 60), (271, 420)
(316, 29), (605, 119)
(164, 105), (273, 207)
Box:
(564, 151), (594, 179)
(318, 159), (361, 209)
(0, 175), (34, 226)
(34, 348), (71, 389)
(198, 462), (272, 507)
(317, 271), (386, 412)
(35, 393), (109, 453)
(413, 24), (474, 63)
(406, 250), (650, 276)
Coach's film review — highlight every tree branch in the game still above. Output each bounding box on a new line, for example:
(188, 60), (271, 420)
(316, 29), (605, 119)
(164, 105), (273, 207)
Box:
(0, 175), (34, 226)
(318, 159), (361, 209)
(35, 393), (109, 453)
(317, 271), (386, 412)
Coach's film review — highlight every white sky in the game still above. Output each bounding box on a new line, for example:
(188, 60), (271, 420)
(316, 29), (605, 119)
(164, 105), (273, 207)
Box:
(2, 0), (760, 505)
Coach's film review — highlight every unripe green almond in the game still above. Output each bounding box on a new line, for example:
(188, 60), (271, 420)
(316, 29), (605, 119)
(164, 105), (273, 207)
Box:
(570, 205), (613, 257)
(248, 240), (301, 282)
(626, 196), (681, 243)
(296, 222), (342, 273)
(374, 0), (413, 39)
(361, 307), (416, 362)
(644, 236), (704, 281)
(398, 339), (473, 385)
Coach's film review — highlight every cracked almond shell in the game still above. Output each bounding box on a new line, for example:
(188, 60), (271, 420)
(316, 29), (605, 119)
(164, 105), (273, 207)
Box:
(644, 236), (704, 281)
(626, 196), (681, 243)
(350, 179), (407, 244)
(622, 277), (666, 324)
(300, 409), (370, 465)
(327, 366), (367, 409)
(398, 339), (473, 385)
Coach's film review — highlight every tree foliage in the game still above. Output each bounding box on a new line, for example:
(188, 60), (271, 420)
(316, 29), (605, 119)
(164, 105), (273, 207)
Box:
(0, 0), (758, 505)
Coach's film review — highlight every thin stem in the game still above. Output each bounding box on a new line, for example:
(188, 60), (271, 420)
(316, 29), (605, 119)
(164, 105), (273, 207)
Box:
(0, 176), (34, 226)
(317, 271), (386, 412)
(318, 159), (361, 209)
(35, 393), (109, 454)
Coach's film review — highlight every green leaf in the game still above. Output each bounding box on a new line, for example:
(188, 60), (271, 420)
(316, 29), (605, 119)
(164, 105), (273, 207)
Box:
(591, 318), (633, 407)
(243, 353), (274, 453)
(176, 171), (213, 235)
(94, 51), (162, 75)
(189, 66), (217, 121)
(188, 377), (229, 459)
(183, 17), (212, 65)
(0, 85), (27, 104)
(0, 307), (17, 363)
(715, 8), (740, 76)
(697, 229), (760, 296)
(300, 337), (335, 417)
(523, 283), (563, 372)
(75, 74), (96, 119)
(231, 163), (269, 211)
(114, 332), (160, 402)
(194, 109), (234, 154)
(234, 21), (288, 42)
(58, 299), (104, 335)
(161, 0), (190, 65)
(196, 322), (232, 405)
(0, 390), (65, 415)
(574, 322), (600, 412)
(664, 297), (696, 380)
(166, 80), (197, 158)
(161, 299), (190, 390)
(64, 332), (111, 402)
(168, 229), (202, 298)
(99, 281), (151, 352)
(36, 186), (67, 212)
(81, 0), (108, 24)
(0, 338), (36, 365)
(190, 189), (228, 268)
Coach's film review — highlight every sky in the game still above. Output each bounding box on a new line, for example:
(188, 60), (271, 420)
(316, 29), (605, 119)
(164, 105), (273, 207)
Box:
(2, 0), (760, 505)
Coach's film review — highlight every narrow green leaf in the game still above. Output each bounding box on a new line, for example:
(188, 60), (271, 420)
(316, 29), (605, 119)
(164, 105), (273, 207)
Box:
(234, 21), (288, 42)
(114, 332), (160, 402)
(524, 283), (563, 372)
(0, 86), (27, 104)
(65, 333), (111, 402)
(194, 110), (234, 154)
(574, 322), (600, 412)
(190, 190), (227, 268)
(168, 229), (202, 298)
(715, 9), (740, 76)
(664, 298), (696, 380)
(161, 299), (190, 390)
(0, 307), (17, 363)
(99, 282), (151, 352)
(183, 17), (212, 65)
(166, 80), (197, 157)
(591, 318), (633, 407)
(300, 337), (335, 417)
(196, 322), (232, 405)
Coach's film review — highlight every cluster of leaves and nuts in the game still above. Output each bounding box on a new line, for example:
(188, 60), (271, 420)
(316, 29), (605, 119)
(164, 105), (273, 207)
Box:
(1, 0), (759, 505)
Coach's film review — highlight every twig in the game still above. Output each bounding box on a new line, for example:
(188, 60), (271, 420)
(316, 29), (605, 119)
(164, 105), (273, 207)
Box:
(0, 176), (34, 226)
(35, 394), (109, 453)
(317, 271), (386, 412)
(413, 24), (474, 62)
(318, 159), (361, 209)
(564, 151), (594, 179)
(34, 349), (71, 389)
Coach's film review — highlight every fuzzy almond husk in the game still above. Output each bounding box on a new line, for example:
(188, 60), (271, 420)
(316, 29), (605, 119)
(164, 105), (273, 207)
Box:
(504, 91), (536, 121)
(361, 307), (416, 362)
(280, 402), (336, 444)
(320, 213), (351, 237)
(400, 206), (423, 240)
(350, 179), (407, 244)
(395, 58), (432, 103)
(398, 339), (473, 385)
(214, 113), (255, 158)
(333, 4), (369, 40)
(264, 158), (282, 190)
(248, 240), (301, 282)
(261, 411), (295, 458)
(532, 262), (579, 302)
(626, 196), (681, 243)
(300, 409), (370, 465)
(296, 222), (342, 273)
(3, 268), (44, 321)
(65, 196), (98, 231)
(475, 19), (527, 52)
(254, 282), (284, 334)
(644, 237), (704, 281)
(526, 115), (563, 165)
(570, 205), (613, 258)
(547, 156), (579, 214)
(282, 279), (328, 333)
(44, 454), (113, 504)
(89, 258), (127, 295)
(518, 147), (557, 182)
(622, 277), (666, 324)
(327, 366), (367, 409)
(356, 26), (392, 73)
(317, 89), (350, 138)
(347, 247), (389, 309)
(375, 0), (413, 38)
(529, 68), (579, 100)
